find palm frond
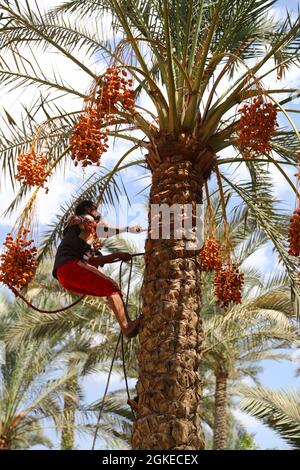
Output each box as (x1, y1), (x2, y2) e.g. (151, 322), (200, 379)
(220, 168), (300, 318)
(0, 0), (96, 78)
(238, 386), (300, 449)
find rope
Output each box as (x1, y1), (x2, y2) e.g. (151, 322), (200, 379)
(91, 331), (122, 451)
(9, 285), (85, 314)
(119, 258), (134, 406)
(8, 251), (144, 449)
(91, 252), (144, 450)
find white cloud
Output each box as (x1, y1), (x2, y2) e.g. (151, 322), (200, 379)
(36, 176), (76, 225)
(34, 0), (63, 10)
(0, 0), (149, 227)
(0, 182), (17, 225)
(269, 164), (296, 197)
(241, 245), (272, 272)
(85, 370), (123, 388)
(233, 409), (260, 431)
(83, 370), (137, 400)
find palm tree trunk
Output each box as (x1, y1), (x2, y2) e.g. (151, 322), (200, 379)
(132, 143), (214, 450)
(61, 359), (78, 450)
(213, 371), (229, 450)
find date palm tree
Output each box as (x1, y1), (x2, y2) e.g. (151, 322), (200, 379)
(1, 0), (300, 449)
(0, 297), (55, 450)
(200, 201), (299, 449)
(204, 295), (298, 450)
(0, 337), (78, 449)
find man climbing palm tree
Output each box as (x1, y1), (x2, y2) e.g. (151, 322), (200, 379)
(52, 199), (143, 337)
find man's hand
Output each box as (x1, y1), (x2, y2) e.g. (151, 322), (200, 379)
(128, 225), (144, 233)
(88, 256), (103, 267)
(93, 238), (102, 251)
(116, 252), (132, 261)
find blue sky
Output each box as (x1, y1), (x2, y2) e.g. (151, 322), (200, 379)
(0, 0), (300, 450)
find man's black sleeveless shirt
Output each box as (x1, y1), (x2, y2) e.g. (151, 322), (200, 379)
(52, 225), (94, 279)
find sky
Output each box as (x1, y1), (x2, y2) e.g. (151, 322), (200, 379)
(0, 0), (300, 450)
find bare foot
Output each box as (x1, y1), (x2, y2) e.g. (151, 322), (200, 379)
(123, 316), (142, 338)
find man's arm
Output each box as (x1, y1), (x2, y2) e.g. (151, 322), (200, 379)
(88, 252), (132, 267)
(96, 220), (144, 238)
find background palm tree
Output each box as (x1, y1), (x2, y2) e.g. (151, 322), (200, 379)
(0, 0), (300, 449)
(0, 337), (77, 450)
(204, 304), (298, 450)
(199, 191), (299, 449)
(0, 295), (53, 449)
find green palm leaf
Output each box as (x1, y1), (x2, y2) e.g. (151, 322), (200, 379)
(238, 386), (300, 449)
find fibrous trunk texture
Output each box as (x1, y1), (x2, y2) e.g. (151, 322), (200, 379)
(61, 360), (78, 450)
(213, 372), (229, 450)
(132, 144), (214, 450)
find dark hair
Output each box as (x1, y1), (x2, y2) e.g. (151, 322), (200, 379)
(75, 200), (96, 216)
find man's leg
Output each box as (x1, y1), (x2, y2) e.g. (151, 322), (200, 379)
(57, 261), (141, 337)
(108, 294), (141, 337)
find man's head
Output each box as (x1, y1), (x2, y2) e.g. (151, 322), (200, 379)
(75, 200), (99, 220)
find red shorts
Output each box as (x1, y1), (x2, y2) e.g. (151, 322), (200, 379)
(56, 259), (122, 298)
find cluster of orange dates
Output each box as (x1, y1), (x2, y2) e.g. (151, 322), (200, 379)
(199, 238), (222, 271)
(96, 67), (135, 114)
(16, 150), (50, 193)
(70, 108), (107, 167)
(288, 150), (300, 259)
(289, 157), (300, 256)
(199, 238), (244, 309)
(237, 96), (278, 159)
(71, 67), (135, 167)
(288, 209), (300, 257)
(214, 261), (244, 309)
(0, 228), (37, 290)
